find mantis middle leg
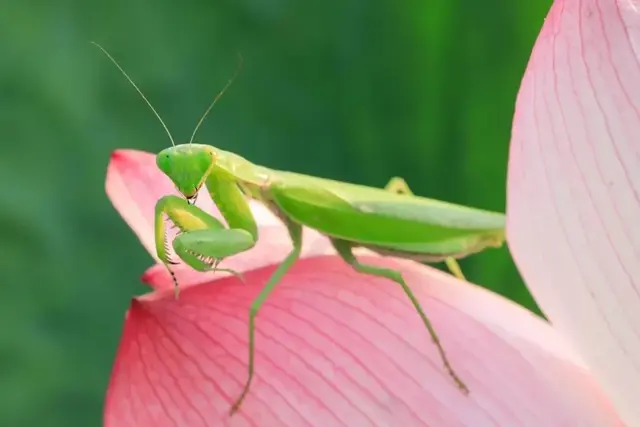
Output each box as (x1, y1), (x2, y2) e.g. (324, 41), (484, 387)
(384, 177), (466, 281)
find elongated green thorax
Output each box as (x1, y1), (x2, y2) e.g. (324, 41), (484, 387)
(156, 144), (215, 199)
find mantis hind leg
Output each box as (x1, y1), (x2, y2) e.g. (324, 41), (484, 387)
(331, 238), (469, 395)
(384, 177), (466, 281)
(384, 176), (413, 195)
(230, 218), (304, 415)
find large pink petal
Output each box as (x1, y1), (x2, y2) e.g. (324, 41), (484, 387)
(106, 149), (333, 290)
(506, 0), (640, 424)
(104, 255), (623, 427)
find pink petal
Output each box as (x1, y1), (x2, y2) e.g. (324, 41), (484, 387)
(104, 255), (623, 427)
(506, 0), (640, 424)
(105, 149), (333, 290)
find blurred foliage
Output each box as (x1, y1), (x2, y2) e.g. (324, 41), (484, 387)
(0, 0), (552, 426)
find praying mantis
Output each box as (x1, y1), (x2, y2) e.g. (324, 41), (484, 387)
(94, 42), (506, 415)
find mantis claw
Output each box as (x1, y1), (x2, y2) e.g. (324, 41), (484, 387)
(223, 268), (246, 283)
(208, 263), (246, 283)
(163, 264), (181, 300)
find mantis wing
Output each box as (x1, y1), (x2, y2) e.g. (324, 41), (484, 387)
(273, 171), (504, 227)
(268, 172), (505, 258)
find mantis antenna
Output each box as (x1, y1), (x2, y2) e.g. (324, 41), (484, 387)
(188, 53), (244, 145)
(90, 41), (176, 147)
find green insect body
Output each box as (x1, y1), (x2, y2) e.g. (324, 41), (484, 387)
(156, 145), (504, 413)
(93, 42), (506, 416)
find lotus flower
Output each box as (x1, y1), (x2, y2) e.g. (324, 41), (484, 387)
(102, 0), (638, 425)
(506, 0), (640, 425)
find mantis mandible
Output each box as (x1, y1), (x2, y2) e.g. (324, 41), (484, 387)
(93, 43), (506, 415)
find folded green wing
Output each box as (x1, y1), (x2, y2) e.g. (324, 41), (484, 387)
(269, 171), (505, 255)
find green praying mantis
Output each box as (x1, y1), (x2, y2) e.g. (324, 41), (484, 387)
(94, 43), (506, 415)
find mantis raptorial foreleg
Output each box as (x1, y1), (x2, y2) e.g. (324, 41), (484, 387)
(154, 195), (254, 295)
(384, 177), (466, 281)
(330, 238), (469, 394)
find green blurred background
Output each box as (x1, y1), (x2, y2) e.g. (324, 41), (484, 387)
(0, 0), (551, 426)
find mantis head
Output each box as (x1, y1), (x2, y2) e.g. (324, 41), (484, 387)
(90, 42), (243, 203)
(156, 144), (214, 201)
